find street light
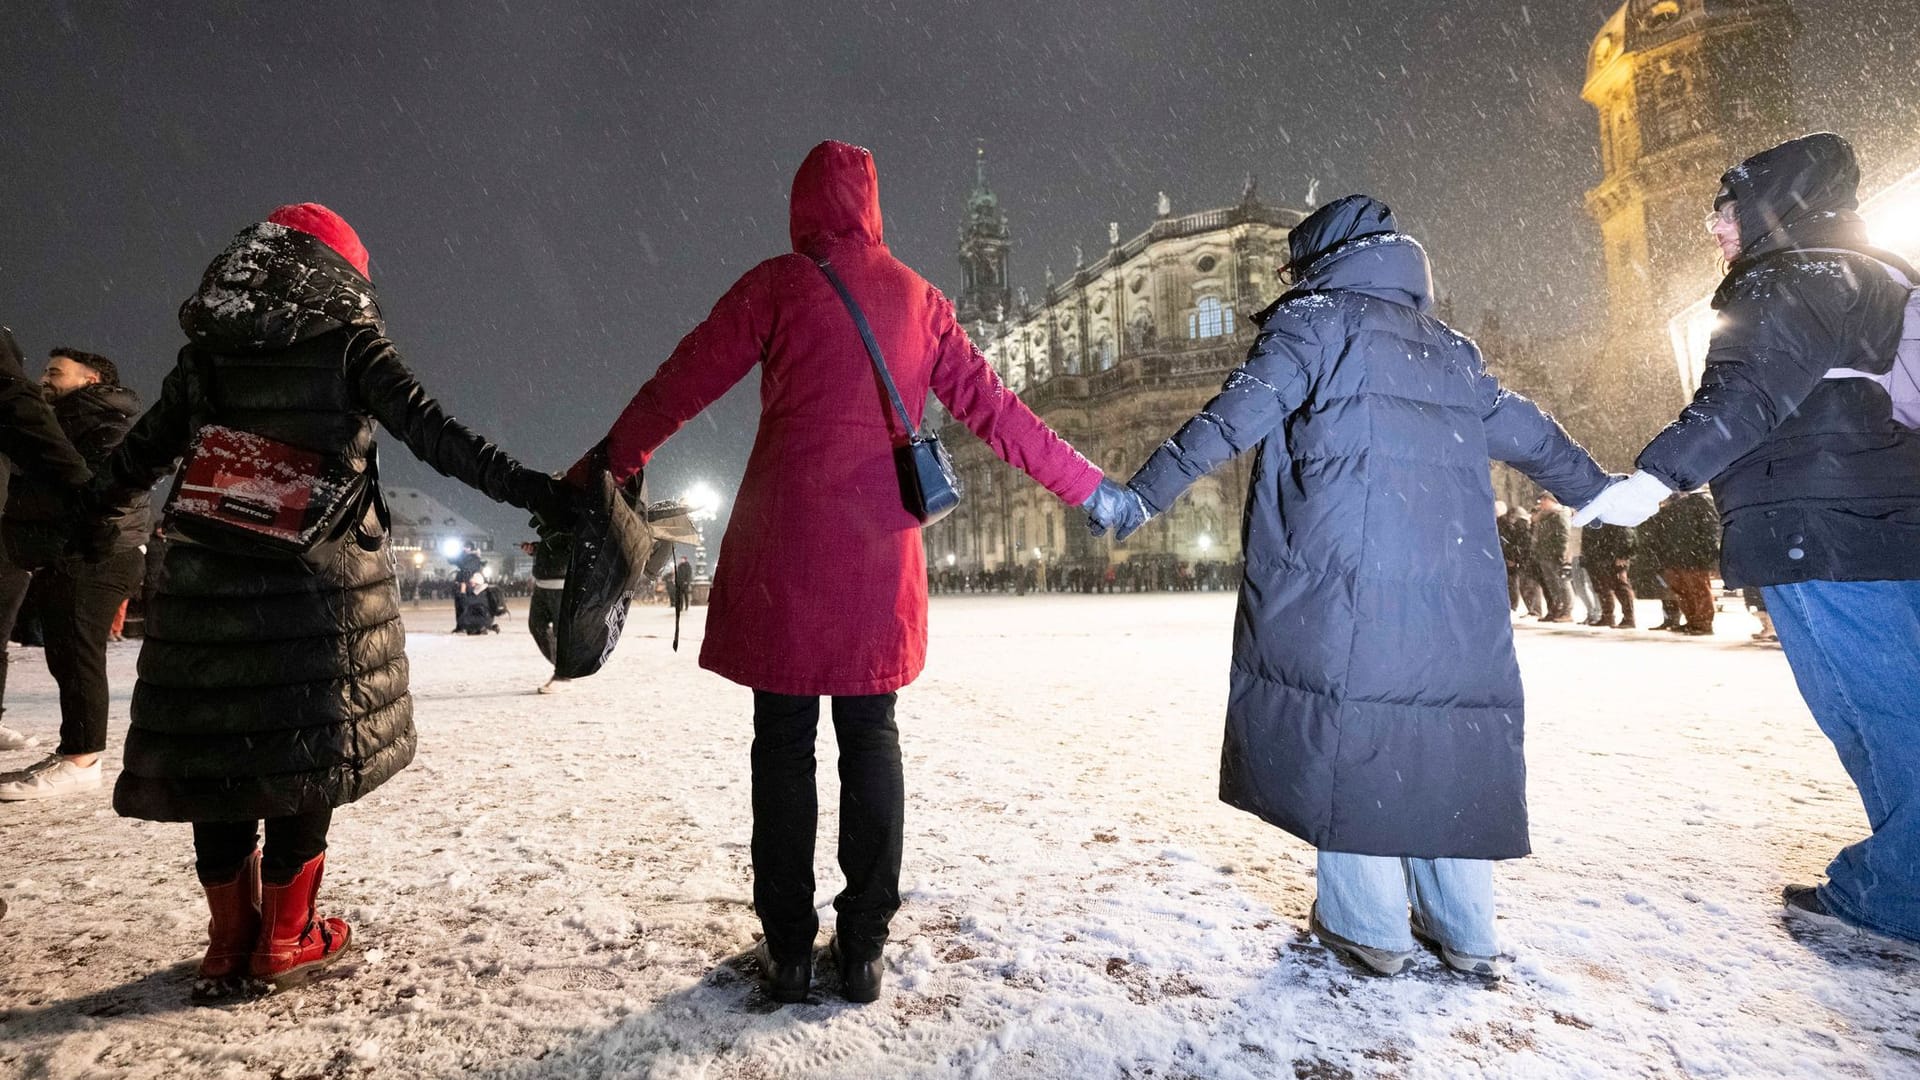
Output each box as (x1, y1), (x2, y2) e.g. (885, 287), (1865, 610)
(1198, 534), (1213, 553)
(438, 537), (463, 559)
(683, 482), (724, 523)
(945, 553), (957, 567)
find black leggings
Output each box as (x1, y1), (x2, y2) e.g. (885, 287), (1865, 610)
(193, 808), (333, 885)
(750, 691), (903, 962)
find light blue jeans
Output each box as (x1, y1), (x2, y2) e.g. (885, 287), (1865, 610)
(1763, 578), (1920, 943)
(1316, 850), (1498, 956)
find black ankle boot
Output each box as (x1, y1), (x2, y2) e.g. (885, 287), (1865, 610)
(830, 937), (884, 1004)
(752, 940), (811, 1004)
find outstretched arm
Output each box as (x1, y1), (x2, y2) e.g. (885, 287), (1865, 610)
(928, 293), (1101, 505)
(1127, 301), (1319, 515)
(593, 264), (774, 484)
(1479, 372), (1609, 508)
(97, 357), (194, 495)
(349, 333), (561, 515)
(1636, 276), (1832, 492)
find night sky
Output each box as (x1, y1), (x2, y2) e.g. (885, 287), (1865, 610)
(4, 1), (1917, 547)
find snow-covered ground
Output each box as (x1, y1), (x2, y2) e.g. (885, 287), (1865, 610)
(2, 593), (1917, 1079)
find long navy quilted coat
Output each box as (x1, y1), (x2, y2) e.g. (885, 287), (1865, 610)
(1130, 196), (1609, 860)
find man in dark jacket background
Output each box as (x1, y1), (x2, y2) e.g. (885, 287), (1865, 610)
(1497, 502), (1544, 617)
(1575, 133), (1920, 944)
(1659, 491), (1721, 636)
(0, 347), (148, 801)
(0, 327), (94, 755)
(1530, 493), (1574, 622)
(1580, 522), (1637, 628)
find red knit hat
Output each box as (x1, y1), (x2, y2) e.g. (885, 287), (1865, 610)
(266, 203), (370, 279)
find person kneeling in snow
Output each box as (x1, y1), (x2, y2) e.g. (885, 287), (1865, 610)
(1085, 195), (1608, 978)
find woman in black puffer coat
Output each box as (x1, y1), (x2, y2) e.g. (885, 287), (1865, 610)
(98, 204), (570, 996)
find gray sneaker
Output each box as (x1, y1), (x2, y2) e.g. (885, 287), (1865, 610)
(1309, 904), (1415, 976)
(0, 724), (39, 752)
(0, 755), (102, 801)
(1780, 883), (1916, 949)
(1411, 915), (1512, 979)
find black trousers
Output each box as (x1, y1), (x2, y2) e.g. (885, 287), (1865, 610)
(26, 550), (144, 756)
(0, 560), (32, 717)
(751, 690), (903, 963)
(192, 808), (333, 885)
(1532, 556), (1572, 619)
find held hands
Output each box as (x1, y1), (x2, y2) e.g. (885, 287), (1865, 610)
(1083, 477), (1152, 542)
(1570, 470), (1672, 528)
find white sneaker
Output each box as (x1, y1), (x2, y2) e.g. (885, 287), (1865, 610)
(537, 678), (572, 695)
(0, 755), (103, 801)
(0, 725), (39, 751)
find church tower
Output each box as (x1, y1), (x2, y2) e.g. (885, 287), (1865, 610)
(1582, 0), (1799, 466)
(956, 146), (1012, 337)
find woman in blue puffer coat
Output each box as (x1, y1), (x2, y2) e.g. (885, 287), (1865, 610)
(1089, 195), (1608, 977)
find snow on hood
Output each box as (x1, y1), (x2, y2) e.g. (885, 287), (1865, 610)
(789, 140), (885, 256)
(1281, 195), (1435, 313)
(179, 221), (384, 351)
(1721, 132), (1862, 257)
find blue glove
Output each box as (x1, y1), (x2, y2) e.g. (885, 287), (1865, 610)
(1083, 478), (1151, 542)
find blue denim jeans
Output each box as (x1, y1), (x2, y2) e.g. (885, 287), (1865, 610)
(1315, 851), (1498, 956)
(1763, 579), (1920, 943)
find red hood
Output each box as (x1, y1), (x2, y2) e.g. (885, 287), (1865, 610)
(789, 140), (884, 255)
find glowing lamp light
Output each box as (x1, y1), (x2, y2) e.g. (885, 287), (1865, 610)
(1865, 182), (1920, 258)
(946, 553), (957, 567)
(439, 538), (464, 559)
(683, 482), (724, 522)
(1198, 534), (1214, 552)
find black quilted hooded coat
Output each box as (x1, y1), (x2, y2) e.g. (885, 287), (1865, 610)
(102, 220), (559, 822)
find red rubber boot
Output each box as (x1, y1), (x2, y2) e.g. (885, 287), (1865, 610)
(198, 849), (261, 980)
(250, 852), (352, 985)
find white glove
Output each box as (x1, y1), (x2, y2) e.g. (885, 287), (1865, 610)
(1570, 470), (1673, 528)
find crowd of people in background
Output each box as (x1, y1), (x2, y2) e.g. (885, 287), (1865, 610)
(1496, 488), (1766, 640)
(927, 558), (1241, 595)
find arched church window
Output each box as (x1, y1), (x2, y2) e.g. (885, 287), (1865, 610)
(1188, 297), (1233, 340)
(1095, 337), (1115, 371)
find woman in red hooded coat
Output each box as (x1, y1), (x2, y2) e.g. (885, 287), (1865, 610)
(584, 141), (1112, 1003)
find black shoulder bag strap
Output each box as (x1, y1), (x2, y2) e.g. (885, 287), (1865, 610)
(814, 257), (918, 439)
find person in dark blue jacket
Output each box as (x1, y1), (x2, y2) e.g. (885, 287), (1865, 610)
(1576, 133), (1920, 945)
(1087, 195), (1607, 978)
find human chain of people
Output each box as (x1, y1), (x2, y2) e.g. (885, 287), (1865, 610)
(0, 129), (1914, 1047)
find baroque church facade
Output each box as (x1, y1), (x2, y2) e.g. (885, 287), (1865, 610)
(923, 0), (1805, 576)
(923, 152), (1303, 577)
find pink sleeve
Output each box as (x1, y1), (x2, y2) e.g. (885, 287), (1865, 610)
(600, 265), (772, 482)
(927, 293), (1103, 505)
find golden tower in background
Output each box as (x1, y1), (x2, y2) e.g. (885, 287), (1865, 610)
(1582, 0), (1800, 468)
